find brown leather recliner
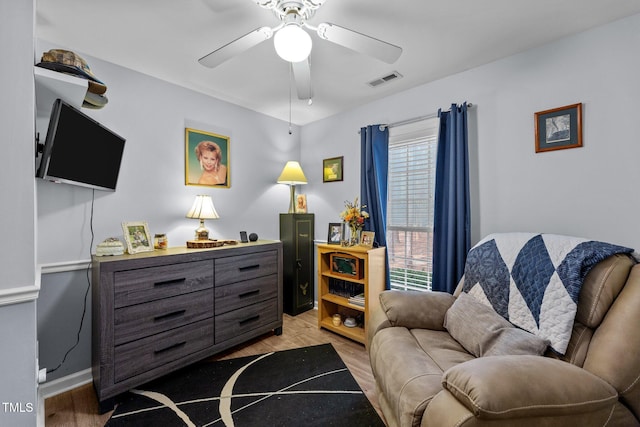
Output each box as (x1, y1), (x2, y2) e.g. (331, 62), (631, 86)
(368, 253), (640, 427)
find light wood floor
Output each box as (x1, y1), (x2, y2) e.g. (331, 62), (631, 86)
(44, 309), (386, 426)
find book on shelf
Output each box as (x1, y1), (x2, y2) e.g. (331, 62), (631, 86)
(348, 293), (365, 306)
(328, 278), (364, 298)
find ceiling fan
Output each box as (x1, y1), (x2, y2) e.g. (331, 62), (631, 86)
(198, 0), (402, 102)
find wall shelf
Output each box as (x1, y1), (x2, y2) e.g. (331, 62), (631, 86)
(34, 66), (87, 119)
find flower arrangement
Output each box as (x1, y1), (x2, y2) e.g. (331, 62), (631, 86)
(340, 197), (369, 240)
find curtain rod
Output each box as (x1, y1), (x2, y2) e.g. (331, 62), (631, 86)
(380, 112), (437, 131)
(381, 102), (473, 131)
(358, 102), (473, 133)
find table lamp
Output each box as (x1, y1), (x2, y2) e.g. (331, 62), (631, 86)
(277, 161), (307, 213)
(186, 195), (219, 240)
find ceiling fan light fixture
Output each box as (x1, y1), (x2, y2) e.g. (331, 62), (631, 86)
(274, 24), (312, 62)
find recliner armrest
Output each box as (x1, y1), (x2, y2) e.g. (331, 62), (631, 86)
(439, 355), (617, 421)
(378, 290), (456, 330)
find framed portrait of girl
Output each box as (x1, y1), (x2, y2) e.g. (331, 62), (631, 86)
(185, 128), (230, 188)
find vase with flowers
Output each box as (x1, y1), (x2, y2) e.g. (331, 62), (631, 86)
(339, 197), (369, 246)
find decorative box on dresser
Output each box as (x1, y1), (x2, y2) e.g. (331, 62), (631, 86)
(280, 213), (315, 315)
(316, 243), (386, 345)
(91, 240), (282, 412)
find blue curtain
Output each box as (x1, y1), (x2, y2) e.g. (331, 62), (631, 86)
(432, 103), (471, 293)
(360, 125), (390, 289)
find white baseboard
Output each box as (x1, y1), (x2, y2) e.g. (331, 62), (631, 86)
(38, 368), (93, 399)
(37, 369), (92, 427)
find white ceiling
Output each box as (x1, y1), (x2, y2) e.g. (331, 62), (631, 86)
(36, 0), (640, 126)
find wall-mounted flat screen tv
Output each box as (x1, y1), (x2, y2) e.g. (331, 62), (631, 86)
(36, 98), (126, 191)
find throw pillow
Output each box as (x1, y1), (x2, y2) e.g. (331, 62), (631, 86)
(444, 293), (549, 357)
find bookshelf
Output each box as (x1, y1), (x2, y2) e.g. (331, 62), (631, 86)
(316, 243), (386, 345)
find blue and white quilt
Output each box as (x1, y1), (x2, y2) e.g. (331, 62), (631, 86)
(462, 233), (633, 354)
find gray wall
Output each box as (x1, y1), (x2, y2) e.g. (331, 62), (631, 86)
(302, 13), (640, 252)
(0, 0), (39, 426)
(37, 269), (92, 382)
(35, 41), (302, 266)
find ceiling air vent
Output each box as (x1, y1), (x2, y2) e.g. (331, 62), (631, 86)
(367, 71), (403, 88)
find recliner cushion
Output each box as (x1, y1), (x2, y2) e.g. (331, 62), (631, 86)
(445, 293), (549, 357)
(369, 326), (474, 427)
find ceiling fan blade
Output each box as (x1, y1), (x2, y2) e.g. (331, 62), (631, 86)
(292, 59), (313, 100)
(315, 23), (402, 64)
(199, 27), (273, 68)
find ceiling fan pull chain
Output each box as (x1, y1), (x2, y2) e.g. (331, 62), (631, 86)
(288, 62), (293, 135)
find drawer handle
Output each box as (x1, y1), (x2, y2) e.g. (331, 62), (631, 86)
(238, 290), (260, 299)
(154, 278), (186, 287)
(154, 309), (186, 322)
(154, 341), (186, 355)
(238, 264), (260, 272)
(239, 315), (260, 326)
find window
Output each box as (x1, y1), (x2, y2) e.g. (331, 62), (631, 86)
(386, 118), (439, 292)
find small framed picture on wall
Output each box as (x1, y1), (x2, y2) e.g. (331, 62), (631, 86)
(534, 103), (582, 153)
(323, 156), (343, 182)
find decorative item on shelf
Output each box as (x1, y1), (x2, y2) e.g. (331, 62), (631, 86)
(339, 197), (369, 246)
(332, 313), (342, 327)
(360, 231), (375, 248)
(121, 221), (154, 254)
(295, 193), (307, 213)
(249, 232), (259, 242)
(277, 161), (307, 213)
(330, 253), (363, 279)
(36, 49), (109, 109)
(154, 233), (168, 250)
(186, 194), (220, 247)
(327, 222), (342, 245)
(95, 237), (125, 256)
(186, 240), (239, 249)
(343, 317), (357, 328)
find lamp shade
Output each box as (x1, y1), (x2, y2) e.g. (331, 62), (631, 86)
(186, 195), (219, 219)
(277, 161), (308, 185)
(274, 25), (312, 63)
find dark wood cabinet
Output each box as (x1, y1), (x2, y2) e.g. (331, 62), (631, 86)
(280, 213), (314, 315)
(91, 241), (282, 411)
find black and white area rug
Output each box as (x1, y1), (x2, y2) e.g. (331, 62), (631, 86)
(106, 343), (385, 427)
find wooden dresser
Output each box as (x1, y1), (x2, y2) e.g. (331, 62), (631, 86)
(91, 240), (282, 411)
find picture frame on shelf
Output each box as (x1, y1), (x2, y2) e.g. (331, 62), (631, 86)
(295, 194), (307, 213)
(323, 156), (343, 182)
(360, 231), (375, 248)
(534, 103), (582, 153)
(121, 221), (153, 254)
(185, 127), (230, 187)
(327, 222), (342, 244)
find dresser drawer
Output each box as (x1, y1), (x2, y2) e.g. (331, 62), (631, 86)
(114, 319), (214, 383)
(215, 298), (278, 343)
(214, 275), (278, 315)
(215, 250), (278, 286)
(114, 260), (213, 308)
(114, 289), (213, 346)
